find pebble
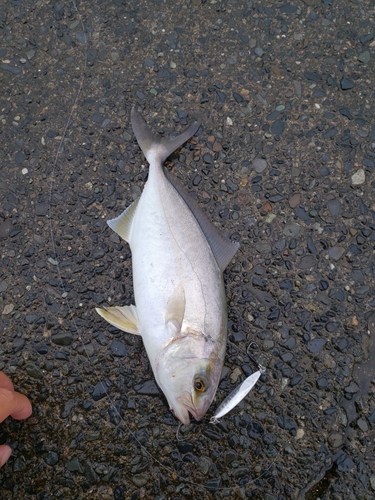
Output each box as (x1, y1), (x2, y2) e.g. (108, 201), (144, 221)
(248, 421), (265, 439)
(24, 363), (44, 379)
(345, 381), (359, 394)
(271, 119), (285, 135)
(110, 339), (127, 357)
(341, 77), (355, 90)
(51, 332), (74, 346)
(293, 80), (302, 98)
(92, 379), (111, 401)
(351, 169), (365, 185)
(134, 380), (160, 395)
(132, 473), (148, 487)
(327, 199), (341, 216)
(357, 418), (369, 432)
(283, 222), (301, 237)
(230, 366), (243, 384)
(82, 460), (99, 484)
(358, 51), (370, 63)
(329, 246), (345, 261)
(307, 338), (326, 353)
(2, 304), (14, 315)
(253, 158), (267, 173)
(65, 457), (84, 473)
(277, 415), (297, 434)
(289, 193), (301, 208)
(336, 453), (354, 473)
(328, 432), (344, 448)
(298, 255), (316, 269)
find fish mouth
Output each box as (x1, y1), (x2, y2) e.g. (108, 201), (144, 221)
(175, 391), (204, 424)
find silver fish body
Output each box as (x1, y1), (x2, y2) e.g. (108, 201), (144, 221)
(96, 109), (239, 424)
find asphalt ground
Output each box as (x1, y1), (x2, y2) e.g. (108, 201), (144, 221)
(1, 1), (375, 499)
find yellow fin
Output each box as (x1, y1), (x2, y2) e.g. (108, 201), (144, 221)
(107, 197), (140, 243)
(96, 305), (140, 335)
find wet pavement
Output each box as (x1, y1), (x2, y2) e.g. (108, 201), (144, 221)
(1, 0), (375, 499)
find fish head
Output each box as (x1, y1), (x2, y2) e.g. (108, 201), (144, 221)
(156, 334), (224, 424)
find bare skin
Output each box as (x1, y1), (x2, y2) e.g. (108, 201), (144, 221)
(0, 372), (32, 468)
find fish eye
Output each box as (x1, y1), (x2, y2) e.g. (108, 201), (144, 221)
(194, 377), (207, 393)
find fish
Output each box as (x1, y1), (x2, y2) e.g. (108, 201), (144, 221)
(96, 108), (239, 425)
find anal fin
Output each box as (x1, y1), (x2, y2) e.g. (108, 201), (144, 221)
(107, 197), (140, 243)
(96, 305), (140, 335)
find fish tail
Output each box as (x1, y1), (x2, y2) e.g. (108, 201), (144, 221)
(131, 108), (200, 165)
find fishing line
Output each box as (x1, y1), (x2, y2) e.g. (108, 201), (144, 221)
(45, 1), (281, 494)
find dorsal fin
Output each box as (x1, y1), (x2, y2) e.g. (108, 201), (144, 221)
(107, 197), (140, 243)
(131, 108), (200, 165)
(164, 169), (240, 271)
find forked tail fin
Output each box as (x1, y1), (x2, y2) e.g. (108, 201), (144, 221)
(131, 108), (200, 165)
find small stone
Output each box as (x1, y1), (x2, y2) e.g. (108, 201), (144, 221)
(134, 380), (160, 395)
(271, 119), (285, 135)
(351, 169), (365, 185)
(261, 201), (272, 213)
(132, 473), (149, 487)
(253, 158), (267, 173)
(341, 77), (354, 90)
(336, 453), (354, 473)
(25, 363), (44, 379)
(60, 399), (75, 418)
(295, 428), (304, 440)
(51, 332), (74, 346)
(283, 222), (301, 237)
(328, 432), (344, 448)
(289, 193), (301, 208)
(293, 80), (302, 98)
(110, 339), (127, 357)
(15, 151), (26, 164)
(358, 51), (370, 63)
(345, 381), (359, 394)
(254, 47), (264, 57)
(248, 420), (264, 439)
(277, 415), (297, 433)
(357, 417), (369, 432)
(307, 338), (326, 353)
(327, 199), (341, 216)
(92, 379), (111, 401)
(2, 304), (14, 315)
(0, 280), (8, 292)
(230, 366), (243, 384)
(82, 460), (99, 484)
(65, 457), (84, 473)
(370, 476), (375, 491)
(44, 451), (59, 466)
(329, 246), (345, 261)
(298, 255), (316, 269)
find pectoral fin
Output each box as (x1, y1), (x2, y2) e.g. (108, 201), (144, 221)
(165, 284), (185, 335)
(96, 305), (140, 335)
(107, 197), (140, 243)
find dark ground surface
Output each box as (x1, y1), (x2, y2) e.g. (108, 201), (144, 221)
(1, 0), (375, 499)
